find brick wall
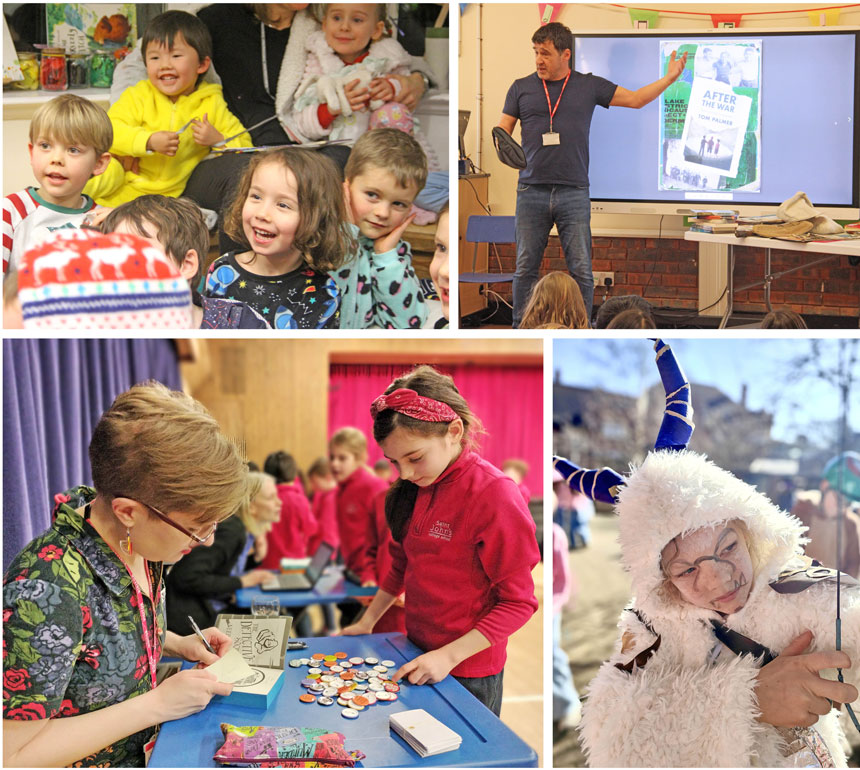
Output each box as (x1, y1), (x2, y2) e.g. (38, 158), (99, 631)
(489, 236), (860, 318)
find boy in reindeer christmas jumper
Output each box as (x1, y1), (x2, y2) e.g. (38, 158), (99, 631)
(556, 339), (860, 767)
(283, 3), (412, 147)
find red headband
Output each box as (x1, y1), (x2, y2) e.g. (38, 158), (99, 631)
(370, 388), (459, 423)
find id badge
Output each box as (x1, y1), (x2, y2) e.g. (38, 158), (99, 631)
(542, 131), (560, 146)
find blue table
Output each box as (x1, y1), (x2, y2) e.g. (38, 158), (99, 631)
(149, 633), (538, 767)
(235, 567), (350, 609)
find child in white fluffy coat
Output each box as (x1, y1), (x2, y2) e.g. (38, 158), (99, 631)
(556, 340), (858, 767)
(282, 4), (412, 146)
(579, 450), (859, 767)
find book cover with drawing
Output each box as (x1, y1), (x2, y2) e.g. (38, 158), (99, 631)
(659, 39), (761, 194)
(212, 614), (292, 709)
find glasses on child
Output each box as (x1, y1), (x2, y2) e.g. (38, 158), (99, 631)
(118, 495), (218, 544)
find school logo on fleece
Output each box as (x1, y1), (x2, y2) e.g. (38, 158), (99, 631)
(428, 520), (452, 541)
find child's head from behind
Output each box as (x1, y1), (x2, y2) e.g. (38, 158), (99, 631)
(102, 195), (208, 286)
(372, 365), (483, 488)
(264, 450), (299, 484)
(329, 427), (368, 483)
(760, 308), (807, 329)
(520, 271), (589, 329)
(28, 94), (113, 206)
(659, 520), (753, 614)
(345, 129), (427, 240)
(89, 381), (250, 560)
(225, 148), (348, 272)
(308, 457), (336, 492)
(430, 206), (450, 319)
(321, 4), (387, 63)
(502, 458), (529, 485)
(143, 11), (212, 101)
(606, 307), (655, 330)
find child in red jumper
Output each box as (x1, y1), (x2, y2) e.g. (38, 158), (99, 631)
(306, 457), (339, 556)
(342, 366), (540, 715)
(329, 427), (388, 625)
(260, 451), (317, 569)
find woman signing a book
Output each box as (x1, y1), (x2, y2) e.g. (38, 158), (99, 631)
(3, 383), (250, 767)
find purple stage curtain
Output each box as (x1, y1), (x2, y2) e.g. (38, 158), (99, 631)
(328, 363), (543, 492)
(3, 339), (181, 570)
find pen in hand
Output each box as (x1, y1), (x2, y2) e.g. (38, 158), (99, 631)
(188, 615), (216, 655)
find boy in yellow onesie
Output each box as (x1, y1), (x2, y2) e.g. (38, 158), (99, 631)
(85, 10), (247, 207)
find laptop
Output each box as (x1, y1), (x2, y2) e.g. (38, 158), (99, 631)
(261, 542), (335, 591)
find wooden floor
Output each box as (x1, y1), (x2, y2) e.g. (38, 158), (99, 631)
(500, 562), (544, 767)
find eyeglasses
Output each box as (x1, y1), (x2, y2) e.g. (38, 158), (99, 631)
(117, 495), (218, 544)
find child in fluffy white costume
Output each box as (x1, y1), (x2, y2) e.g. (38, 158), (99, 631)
(556, 341), (858, 768)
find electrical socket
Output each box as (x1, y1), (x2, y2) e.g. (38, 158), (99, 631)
(593, 271), (615, 287)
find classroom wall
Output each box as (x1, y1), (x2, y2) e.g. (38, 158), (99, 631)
(459, 3), (860, 233)
(180, 339), (543, 476)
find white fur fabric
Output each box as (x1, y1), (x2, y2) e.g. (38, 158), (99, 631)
(579, 449), (858, 767)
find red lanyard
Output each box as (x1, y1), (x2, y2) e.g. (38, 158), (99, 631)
(125, 564), (160, 689)
(542, 70), (571, 133)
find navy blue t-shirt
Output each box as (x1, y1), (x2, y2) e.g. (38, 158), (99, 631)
(503, 70), (617, 186)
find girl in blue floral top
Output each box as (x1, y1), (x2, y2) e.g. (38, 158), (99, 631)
(3, 382), (253, 767)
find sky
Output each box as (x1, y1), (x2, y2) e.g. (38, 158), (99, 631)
(554, 338), (860, 445)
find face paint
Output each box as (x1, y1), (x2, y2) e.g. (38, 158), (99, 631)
(661, 523), (753, 614)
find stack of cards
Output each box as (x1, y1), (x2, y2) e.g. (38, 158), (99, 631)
(389, 709), (462, 758)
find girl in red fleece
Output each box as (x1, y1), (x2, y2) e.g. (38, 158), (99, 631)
(259, 450), (317, 569)
(306, 457), (340, 556)
(329, 427), (388, 625)
(342, 366), (540, 715)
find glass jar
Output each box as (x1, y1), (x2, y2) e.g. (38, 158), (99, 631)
(90, 49), (115, 88)
(12, 51), (39, 90)
(67, 52), (90, 89)
(40, 48), (67, 91)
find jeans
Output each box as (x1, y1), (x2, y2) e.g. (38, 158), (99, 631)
(453, 670), (504, 716)
(513, 183), (594, 327)
(552, 613), (581, 721)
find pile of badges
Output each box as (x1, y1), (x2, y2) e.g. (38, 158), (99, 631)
(289, 652), (404, 720)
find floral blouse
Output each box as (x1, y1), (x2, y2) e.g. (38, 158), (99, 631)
(3, 486), (166, 767)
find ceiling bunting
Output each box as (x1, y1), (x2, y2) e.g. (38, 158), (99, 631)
(808, 7), (841, 24)
(539, 4), (565, 25)
(710, 13), (744, 27)
(628, 7), (659, 28)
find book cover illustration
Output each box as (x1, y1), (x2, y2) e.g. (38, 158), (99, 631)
(659, 40), (761, 194)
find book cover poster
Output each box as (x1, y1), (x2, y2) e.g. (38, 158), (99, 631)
(659, 40), (761, 194)
(215, 614), (291, 670)
(46, 4), (137, 54)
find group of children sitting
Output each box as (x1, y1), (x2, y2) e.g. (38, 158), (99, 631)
(2, 7), (449, 329)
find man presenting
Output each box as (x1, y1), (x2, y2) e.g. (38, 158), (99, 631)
(498, 22), (687, 327)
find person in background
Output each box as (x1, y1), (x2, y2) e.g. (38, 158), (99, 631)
(165, 472), (278, 632)
(760, 308), (807, 329)
(792, 451), (860, 578)
(606, 307), (656, 329)
(594, 294), (655, 329)
(502, 458), (532, 506)
(519, 271), (589, 329)
(330, 426), (388, 625)
(429, 203), (450, 327)
(260, 451), (316, 570)
(552, 519), (581, 732)
(373, 458), (395, 485)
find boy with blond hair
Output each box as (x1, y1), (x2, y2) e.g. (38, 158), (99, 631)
(3, 94), (112, 275)
(101, 194), (268, 329)
(334, 128), (428, 329)
(84, 10), (247, 207)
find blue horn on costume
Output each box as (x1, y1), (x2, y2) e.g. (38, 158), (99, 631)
(552, 456), (625, 505)
(652, 338), (694, 452)
(553, 339), (694, 504)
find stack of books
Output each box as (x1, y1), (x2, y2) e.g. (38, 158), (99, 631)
(687, 211), (739, 233)
(389, 709), (462, 758)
